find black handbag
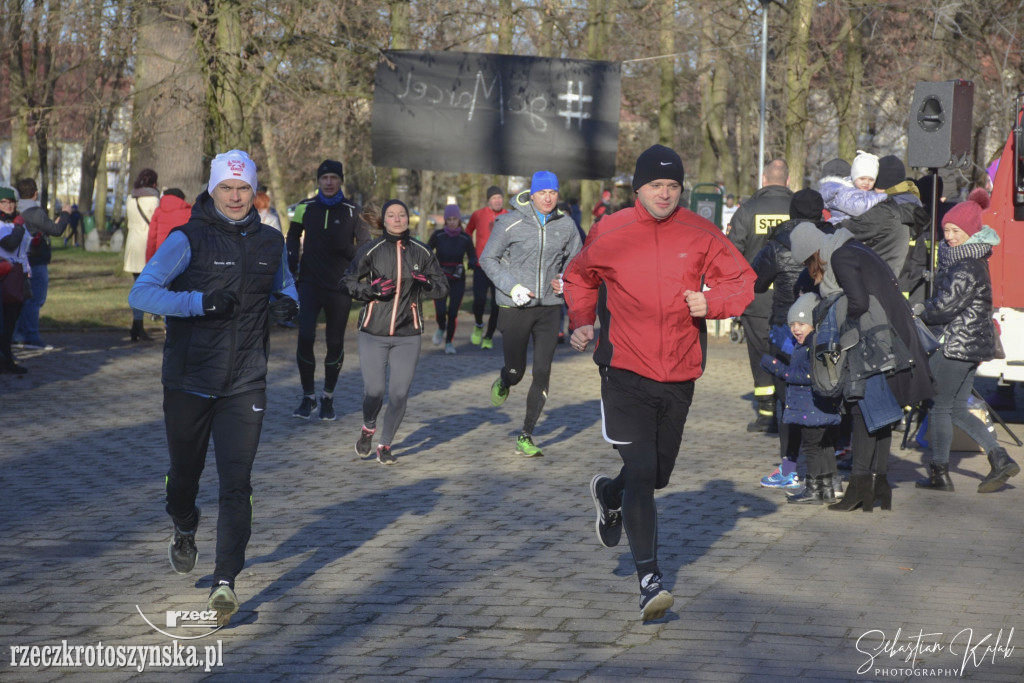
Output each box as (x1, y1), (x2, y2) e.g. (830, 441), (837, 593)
(914, 316), (941, 355)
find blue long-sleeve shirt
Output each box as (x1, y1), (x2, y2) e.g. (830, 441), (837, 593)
(128, 230), (296, 315)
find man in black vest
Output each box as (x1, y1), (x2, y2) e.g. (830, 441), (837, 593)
(129, 150), (298, 626)
(728, 159), (792, 433)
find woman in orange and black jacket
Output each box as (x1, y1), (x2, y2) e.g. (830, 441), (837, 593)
(342, 199), (448, 465)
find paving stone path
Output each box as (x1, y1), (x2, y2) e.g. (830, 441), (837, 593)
(3, 320), (1023, 682)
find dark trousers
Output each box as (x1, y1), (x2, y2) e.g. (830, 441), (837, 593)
(741, 314), (773, 411)
(848, 403), (891, 476)
(801, 425), (837, 478)
(472, 269), (499, 339)
(928, 353), (999, 465)
(296, 281), (352, 395)
(600, 366), (694, 580)
(1, 301), (24, 367)
(434, 277), (466, 343)
(163, 388), (265, 585)
(497, 305), (561, 434)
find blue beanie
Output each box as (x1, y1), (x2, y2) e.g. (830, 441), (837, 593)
(530, 171), (559, 194)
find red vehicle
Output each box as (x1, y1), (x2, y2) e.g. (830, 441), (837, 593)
(978, 93), (1024, 383)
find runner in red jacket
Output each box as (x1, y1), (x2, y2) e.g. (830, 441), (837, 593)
(563, 144), (754, 622)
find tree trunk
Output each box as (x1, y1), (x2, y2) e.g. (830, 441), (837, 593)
(209, 0), (249, 150)
(93, 143), (108, 235)
(837, 12), (862, 163)
(783, 0), (815, 190)
(259, 106), (290, 229)
(387, 0), (412, 201)
(579, 0), (611, 231)
(130, 0), (205, 196)
(657, 0), (675, 147)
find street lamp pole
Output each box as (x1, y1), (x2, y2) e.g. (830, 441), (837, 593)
(758, 0), (770, 189)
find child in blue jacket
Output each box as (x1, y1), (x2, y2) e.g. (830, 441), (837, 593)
(762, 293), (842, 504)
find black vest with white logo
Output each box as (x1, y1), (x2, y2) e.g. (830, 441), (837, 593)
(163, 204), (283, 396)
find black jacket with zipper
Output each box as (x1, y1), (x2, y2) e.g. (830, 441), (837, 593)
(343, 230), (448, 337)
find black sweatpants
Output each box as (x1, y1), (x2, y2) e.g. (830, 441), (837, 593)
(497, 305), (561, 435)
(472, 269), (499, 339)
(296, 281), (352, 395)
(163, 388), (265, 585)
(598, 366), (694, 581)
(434, 277), (466, 344)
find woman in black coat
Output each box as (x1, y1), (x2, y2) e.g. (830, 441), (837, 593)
(914, 189), (1019, 493)
(789, 222), (935, 511)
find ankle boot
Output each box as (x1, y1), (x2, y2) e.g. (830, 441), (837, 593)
(786, 475), (823, 504)
(977, 448), (1021, 493)
(819, 474), (837, 504)
(828, 473), (874, 512)
(130, 319), (153, 342)
(873, 473), (892, 510)
(916, 463), (954, 492)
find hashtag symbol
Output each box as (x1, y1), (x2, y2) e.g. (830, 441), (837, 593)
(557, 80), (593, 130)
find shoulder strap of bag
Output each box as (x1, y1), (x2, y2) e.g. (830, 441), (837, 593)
(135, 197), (153, 226)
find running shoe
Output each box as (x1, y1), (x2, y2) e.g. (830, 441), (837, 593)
(470, 325), (484, 345)
(20, 342), (54, 351)
(590, 474), (622, 548)
(445, 343), (456, 355)
(318, 396), (336, 421)
(490, 377), (509, 406)
(515, 433), (543, 457)
(293, 396), (317, 419)
(759, 466), (784, 487)
(432, 329), (444, 346)
(639, 573), (674, 621)
(376, 444), (397, 465)
(761, 470), (802, 490)
(169, 507), (201, 575)
(480, 338), (493, 350)
(355, 426), (375, 457)
(208, 581), (239, 627)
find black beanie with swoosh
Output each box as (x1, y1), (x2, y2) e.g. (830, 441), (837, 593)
(632, 144), (684, 192)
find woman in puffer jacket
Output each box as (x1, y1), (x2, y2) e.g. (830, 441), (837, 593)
(914, 188), (1020, 493)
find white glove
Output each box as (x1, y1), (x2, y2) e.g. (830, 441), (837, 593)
(510, 284), (533, 306)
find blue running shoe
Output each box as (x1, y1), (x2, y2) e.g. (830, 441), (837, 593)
(759, 466), (785, 487)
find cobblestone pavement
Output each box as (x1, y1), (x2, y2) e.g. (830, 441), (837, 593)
(2, 318), (1023, 682)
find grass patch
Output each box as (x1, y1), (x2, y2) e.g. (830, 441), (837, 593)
(38, 244), (486, 330)
(41, 246), (135, 330)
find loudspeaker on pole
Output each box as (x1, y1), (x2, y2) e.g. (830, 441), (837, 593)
(907, 80), (974, 169)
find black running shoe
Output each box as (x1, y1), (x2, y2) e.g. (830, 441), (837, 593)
(376, 445), (396, 465)
(208, 580), (239, 627)
(639, 573), (674, 621)
(169, 507), (201, 574)
(319, 396), (336, 421)
(355, 426), (375, 457)
(590, 474), (622, 548)
(293, 396), (316, 419)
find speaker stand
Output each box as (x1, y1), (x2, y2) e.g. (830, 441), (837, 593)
(973, 388), (1023, 446)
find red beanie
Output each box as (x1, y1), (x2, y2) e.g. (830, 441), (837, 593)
(942, 188), (990, 236)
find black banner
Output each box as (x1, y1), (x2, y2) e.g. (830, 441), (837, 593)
(372, 51), (621, 180)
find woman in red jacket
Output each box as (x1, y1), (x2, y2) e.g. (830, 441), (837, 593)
(146, 188), (192, 262)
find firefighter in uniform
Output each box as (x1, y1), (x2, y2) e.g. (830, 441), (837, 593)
(727, 159), (792, 433)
